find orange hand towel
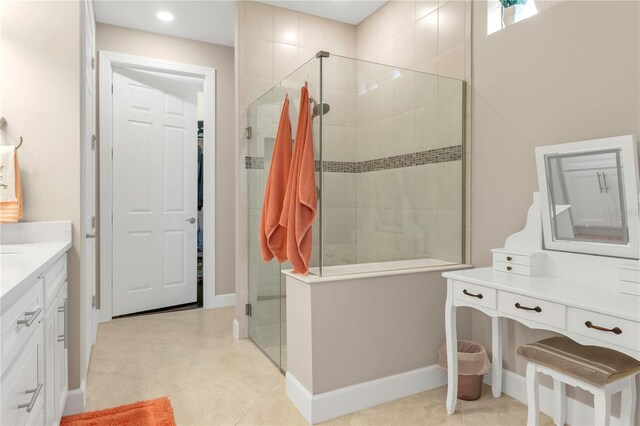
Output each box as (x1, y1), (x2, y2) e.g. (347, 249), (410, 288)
(260, 95), (292, 262)
(0, 149), (23, 223)
(280, 84), (317, 275)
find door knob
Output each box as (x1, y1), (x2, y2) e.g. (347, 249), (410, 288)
(186, 217), (196, 224)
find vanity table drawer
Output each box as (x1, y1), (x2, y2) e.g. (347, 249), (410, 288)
(568, 308), (640, 352)
(1, 281), (44, 370)
(492, 252), (532, 266)
(453, 281), (497, 310)
(499, 291), (566, 329)
(493, 261), (532, 276)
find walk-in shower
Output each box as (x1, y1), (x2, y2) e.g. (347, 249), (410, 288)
(245, 52), (465, 370)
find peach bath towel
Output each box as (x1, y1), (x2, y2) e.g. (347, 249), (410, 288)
(0, 148), (23, 223)
(280, 84), (317, 274)
(260, 94), (292, 262)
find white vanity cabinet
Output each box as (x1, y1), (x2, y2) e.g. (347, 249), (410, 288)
(1, 253), (69, 426)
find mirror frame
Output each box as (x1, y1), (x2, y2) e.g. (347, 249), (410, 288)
(535, 135), (640, 259)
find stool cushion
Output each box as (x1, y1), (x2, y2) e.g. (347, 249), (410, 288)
(517, 337), (640, 388)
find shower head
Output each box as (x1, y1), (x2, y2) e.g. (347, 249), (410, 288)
(310, 97), (330, 119)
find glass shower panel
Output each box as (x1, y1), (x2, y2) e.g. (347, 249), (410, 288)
(247, 57), (321, 371)
(320, 55), (465, 273)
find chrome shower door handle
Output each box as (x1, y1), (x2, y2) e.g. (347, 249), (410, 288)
(186, 217), (196, 224)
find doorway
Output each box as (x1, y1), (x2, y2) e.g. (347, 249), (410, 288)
(99, 52), (216, 321)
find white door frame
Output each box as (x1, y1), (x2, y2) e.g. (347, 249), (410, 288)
(99, 51), (216, 322)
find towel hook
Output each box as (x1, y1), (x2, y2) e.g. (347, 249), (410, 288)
(15, 137), (23, 150)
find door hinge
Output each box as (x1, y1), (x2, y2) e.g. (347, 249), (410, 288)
(91, 135), (97, 150)
(91, 216), (96, 230)
(245, 126), (252, 140)
(91, 57), (95, 70)
(245, 303), (252, 317)
(111, 84), (113, 93)
(91, 295), (96, 309)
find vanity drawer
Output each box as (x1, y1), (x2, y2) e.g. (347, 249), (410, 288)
(1, 281), (44, 371)
(44, 254), (67, 305)
(492, 252), (532, 266)
(453, 281), (497, 310)
(567, 308), (640, 353)
(1, 323), (44, 426)
(499, 291), (566, 329)
(493, 261), (532, 276)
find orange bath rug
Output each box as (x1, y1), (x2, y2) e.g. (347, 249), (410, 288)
(60, 397), (175, 426)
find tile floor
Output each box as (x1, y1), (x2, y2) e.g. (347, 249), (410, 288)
(86, 307), (553, 425)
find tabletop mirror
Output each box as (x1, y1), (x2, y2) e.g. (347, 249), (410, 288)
(536, 135), (640, 259)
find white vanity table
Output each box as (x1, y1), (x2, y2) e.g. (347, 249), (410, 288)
(443, 136), (640, 418)
(1, 222), (72, 426)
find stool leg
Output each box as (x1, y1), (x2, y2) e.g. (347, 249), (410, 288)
(593, 392), (611, 426)
(619, 377), (636, 426)
(526, 363), (539, 426)
(553, 379), (566, 426)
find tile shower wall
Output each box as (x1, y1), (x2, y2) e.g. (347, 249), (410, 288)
(235, 0), (357, 339)
(352, 0), (471, 264)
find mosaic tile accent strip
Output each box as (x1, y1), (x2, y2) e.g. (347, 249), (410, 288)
(357, 145), (462, 173)
(245, 156), (264, 170)
(244, 145), (462, 173)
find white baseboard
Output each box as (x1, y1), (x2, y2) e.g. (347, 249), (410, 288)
(63, 379), (86, 416)
(232, 318), (240, 340)
(286, 365), (447, 424)
(485, 369), (621, 425)
(207, 293), (236, 309)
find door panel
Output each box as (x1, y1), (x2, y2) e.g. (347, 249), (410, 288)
(112, 69), (198, 316)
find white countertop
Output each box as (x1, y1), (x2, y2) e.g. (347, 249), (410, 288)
(0, 241), (71, 301)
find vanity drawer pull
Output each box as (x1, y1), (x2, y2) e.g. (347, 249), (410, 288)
(515, 302), (541, 313)
(16, 307), (42, 327)
(463, 289), (483, 299)
(585, 321), (622, 335)
(506, 266), (512, 271)
(506, 256), (512, 261)
(18, 383), (43, 413)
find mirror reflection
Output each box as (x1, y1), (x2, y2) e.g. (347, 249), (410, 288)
(545, 149), (628, 245)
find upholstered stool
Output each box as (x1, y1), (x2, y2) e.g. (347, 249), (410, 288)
(518, 337), (640, 426)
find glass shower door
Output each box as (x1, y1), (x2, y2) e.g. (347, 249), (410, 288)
(247, 89), (284, 369)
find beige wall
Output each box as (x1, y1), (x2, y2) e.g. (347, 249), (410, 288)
(95, 24), (236, 296)
(1, 1), (83, 388)
(287, 271), (472, 394)
(471, 0), (640, 418)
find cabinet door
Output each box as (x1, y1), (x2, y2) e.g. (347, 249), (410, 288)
(44, 309), (56, 426)
(54, 286), (68, 422)
(563, 169), (611, 227)
(0, 323), (44, 426)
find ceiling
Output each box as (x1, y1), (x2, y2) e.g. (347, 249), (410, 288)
(94, 1), (386, 47)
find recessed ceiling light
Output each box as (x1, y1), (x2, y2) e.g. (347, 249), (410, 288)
(156, 11), (174, 22)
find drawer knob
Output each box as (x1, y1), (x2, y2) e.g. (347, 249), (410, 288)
(506, 256), (512, 261)
(463, 289), (483, 299)
(506, 266), (513, 271)
(585, 321), (622, 335)
(515, 302), (541, 313)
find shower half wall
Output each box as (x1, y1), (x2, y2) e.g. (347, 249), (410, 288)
(245, 52), (465, 371)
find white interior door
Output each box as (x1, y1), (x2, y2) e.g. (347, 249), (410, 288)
(112, 68), (199, 317)
(82, 0), (97, 376)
